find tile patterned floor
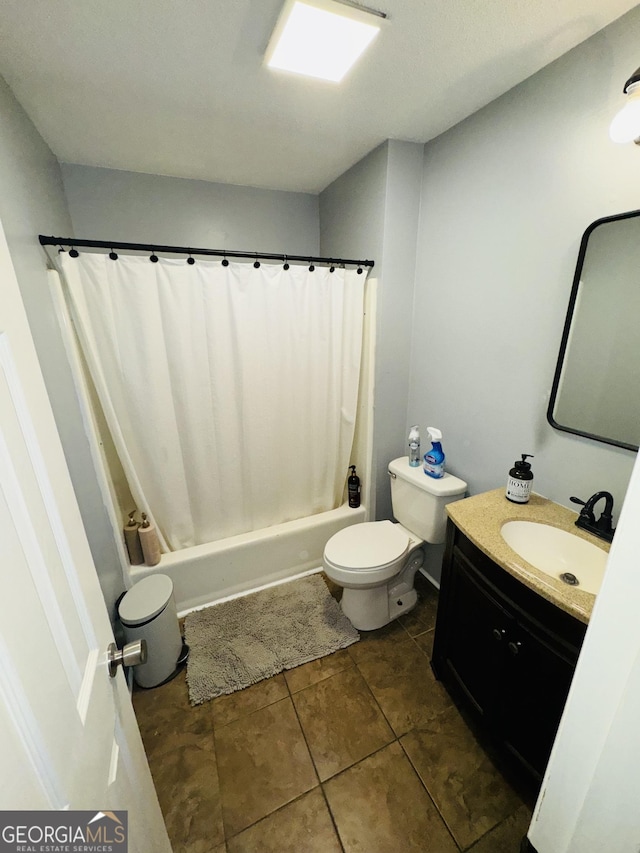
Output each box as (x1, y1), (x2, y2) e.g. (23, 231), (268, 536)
(132, 574), (534, 852)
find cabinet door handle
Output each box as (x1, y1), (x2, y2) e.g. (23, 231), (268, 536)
(492, 628), (506, 641)
(508, 640), (522, 656)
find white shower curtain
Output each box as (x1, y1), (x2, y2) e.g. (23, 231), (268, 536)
(60, 252), (366, 551)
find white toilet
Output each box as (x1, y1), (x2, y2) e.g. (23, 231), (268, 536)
(323, 456), (467, 630)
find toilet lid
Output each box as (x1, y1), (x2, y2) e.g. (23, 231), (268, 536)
(324, 521), (409, 570)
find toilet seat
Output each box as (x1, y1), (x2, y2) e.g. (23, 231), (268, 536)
(323, 520), (410, 585)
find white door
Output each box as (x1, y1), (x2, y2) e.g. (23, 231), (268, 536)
(0, 220), (171, 853)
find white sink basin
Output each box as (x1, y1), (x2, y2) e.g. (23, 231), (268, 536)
(500, 521), (607, 595)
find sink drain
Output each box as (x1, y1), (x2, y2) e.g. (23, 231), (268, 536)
(560, 572), (579, 586)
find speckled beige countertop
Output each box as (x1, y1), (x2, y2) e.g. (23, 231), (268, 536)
(446, 488), (611, 624)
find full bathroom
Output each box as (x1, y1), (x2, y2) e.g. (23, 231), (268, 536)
(1, 1), (640, 852)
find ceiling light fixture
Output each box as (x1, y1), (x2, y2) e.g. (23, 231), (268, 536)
(265, 0), (385, 83)
(610, 66), (640, 144)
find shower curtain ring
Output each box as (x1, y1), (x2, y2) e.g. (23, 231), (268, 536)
(69, 246), (79, 258)
(57, 244), (66, 254)
(187, 251), (195, 265)
(283, 255), (290, 271)
(150, 249), (159, 263)
(308, 260), (315, 272)
(109, 247), (118, 260)
(253, 253), (261, 269)
(329, 260), (335, 273)
(222, 252), (229, 267)
(357, 264), (363, 274)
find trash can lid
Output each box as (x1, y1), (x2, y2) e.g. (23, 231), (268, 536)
(119, 574), (174, 626)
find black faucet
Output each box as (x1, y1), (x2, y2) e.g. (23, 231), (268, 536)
(569, 491), (615, 543)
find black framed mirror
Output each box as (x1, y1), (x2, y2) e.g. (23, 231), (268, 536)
(547, 210), (640, 452)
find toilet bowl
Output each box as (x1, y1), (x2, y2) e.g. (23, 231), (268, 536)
(324, 520), (425, 629)
(323, 457), (467, 630)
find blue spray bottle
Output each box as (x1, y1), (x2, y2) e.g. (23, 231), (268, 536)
(423, 427), (445, 479)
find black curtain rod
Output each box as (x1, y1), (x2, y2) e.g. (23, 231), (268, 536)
(39, 236), (375, 270)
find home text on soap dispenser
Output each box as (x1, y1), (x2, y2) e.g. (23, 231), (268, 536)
(506, 454), (534, 504)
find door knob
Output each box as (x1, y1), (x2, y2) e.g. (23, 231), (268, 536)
(107, 639), (147, 677)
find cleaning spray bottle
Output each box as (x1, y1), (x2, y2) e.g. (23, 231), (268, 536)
(408, 425), (421, 467)
(423, 428), (445, 479)
(348, 465), (361, 508)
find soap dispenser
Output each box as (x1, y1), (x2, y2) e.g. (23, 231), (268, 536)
(506, 454), (534, 504)
(348, 465), (361, 508)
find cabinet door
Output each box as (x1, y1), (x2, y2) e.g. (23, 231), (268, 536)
(439, 552), (514, 721)
(500, 619), (578, 781)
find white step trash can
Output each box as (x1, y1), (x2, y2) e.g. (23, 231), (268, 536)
(119, 574), (184, 688)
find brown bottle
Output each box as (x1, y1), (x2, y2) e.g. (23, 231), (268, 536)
(139, 512), (161, 566)
(123, 511), (144, 565)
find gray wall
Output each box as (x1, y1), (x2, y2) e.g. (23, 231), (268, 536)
(61, 164), (320, 254)
(0, 75), (126, 617)
(408, 6), (640, 560)
(319, 144), (387, 516)
(320, 140), (423, 522)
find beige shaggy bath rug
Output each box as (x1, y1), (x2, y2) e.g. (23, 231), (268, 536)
(184, 573), (359, 705)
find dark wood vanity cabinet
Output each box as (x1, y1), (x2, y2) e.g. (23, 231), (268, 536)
(432, 520), (587, 784)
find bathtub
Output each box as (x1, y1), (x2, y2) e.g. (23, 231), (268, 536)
(126, 502), (367, 614)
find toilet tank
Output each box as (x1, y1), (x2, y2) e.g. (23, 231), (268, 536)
(388, 456), (467, 544)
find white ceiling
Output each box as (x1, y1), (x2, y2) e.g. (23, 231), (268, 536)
(0, 0), (637, 194)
